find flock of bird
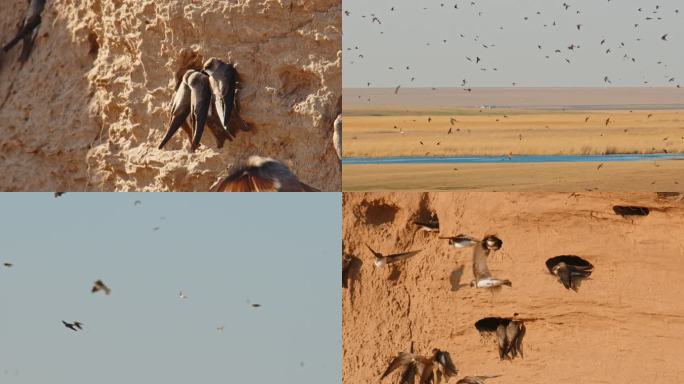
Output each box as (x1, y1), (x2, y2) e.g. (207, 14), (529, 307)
(0, 197), (263, 337)
(2, 0), (341, 192)
(343, 210), (605, 384)
(345, 2), (683, 90)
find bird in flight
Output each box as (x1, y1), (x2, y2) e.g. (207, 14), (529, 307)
(381, 348), (458, 384)
(62, 321), (83, 332)
(91, 280), (111, 295)
(471, 236), (510, 289)
(366, 244), (422, 268)
(179, 291), (188, 300)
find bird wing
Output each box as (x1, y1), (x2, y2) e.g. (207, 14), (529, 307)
(381, 352), (414, 379)
(472, 245), (491, 280)
(365, 244), (382, 258)
(496, 324), (508, 359)
(434, 351), (458, 378)
(158, 82), (191, 149)
(385, 250), (421, 264)
(190, 75), (212, 150)
(400, 363), (417, 384)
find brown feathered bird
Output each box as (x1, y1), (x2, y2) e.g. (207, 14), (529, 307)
(92, 280), (111, 295)
(381, 349), (458, 384)
(210, 156), (319, 192)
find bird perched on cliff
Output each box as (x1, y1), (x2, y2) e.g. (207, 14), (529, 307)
(62, 321), (83, 332)
(546, 255), (593, 291)
(381, 349), (458, 384)
(496, 320), (526, 359)
(209, 156), (319, 192)
(2, 0), (46, 63)
(366, 244), (422, 268)
(333, 114), (342, 161)
(440, 234), (479, 248)
(203, 58), (250, 135)
(91, 279), (111, 295)
(413, 215), (439, 232)
(471, 236), (510, 289)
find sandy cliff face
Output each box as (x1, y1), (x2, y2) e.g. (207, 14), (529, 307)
(343, 192), (684, 383)
(0, 0), (340, 191)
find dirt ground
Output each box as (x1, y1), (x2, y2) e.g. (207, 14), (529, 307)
(342, 160), (684, 191)
(342, 192), (684, 384)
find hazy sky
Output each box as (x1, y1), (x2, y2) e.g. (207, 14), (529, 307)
(0, 193), (340, 384)
(343, 0), (684, 87)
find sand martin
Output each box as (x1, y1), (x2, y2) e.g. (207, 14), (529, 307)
(91, 280), (111, 295)
(546, 256), (593, 291)
(440, 234), (479, 248)
(471, 241), (510, 289)
(381, 349), (458, 384)
(413, 216), (439, 232)
(365, 244), (422, 267)
(2, 0), (46, 63)
(62, 321), (83, 332)
(209, 156), (319, 192)
(333, 114), (342, 161)
(203, 58), (238, 136)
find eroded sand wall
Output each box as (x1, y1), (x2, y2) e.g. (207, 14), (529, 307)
(0, 0), (340, 191)
(343, 192), (684, 383)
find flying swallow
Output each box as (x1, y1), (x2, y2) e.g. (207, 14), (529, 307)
(91, 280), (111, 295)
(440, 234), (479, 248)
(54, 192), (65, 197)
(209, 156), (319, 192)
(333, 114), (342, 161)
(179, 291), (188, 299)
(2, 0), (46, 63)
(203, 58), (238, 136)
(471, 240), (510, 289)
(3, 262), (12, 267)
(365, 244), (421, 267)
(62, 321), (83, 331)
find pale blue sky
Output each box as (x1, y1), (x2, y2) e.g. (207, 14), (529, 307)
(344, 0), (684, 87)
(0, 193), (340, 384)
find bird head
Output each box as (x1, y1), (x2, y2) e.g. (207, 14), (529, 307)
(202, 57), (221, 76)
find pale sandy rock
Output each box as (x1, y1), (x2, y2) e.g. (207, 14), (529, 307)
(0, 0), (340, 191)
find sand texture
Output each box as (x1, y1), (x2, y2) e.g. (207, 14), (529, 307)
(343, 192), (684, 383)
(343, 161), (684, 191)
(0, 0), (340, 191)
(344, 110), (684, 158)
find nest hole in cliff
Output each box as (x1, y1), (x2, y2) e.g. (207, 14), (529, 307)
(173, 50), (205, 90)
(358, 200), (399, 226)
(613, 205), (649, 217)
(87, 31), (100, 58)
(545, 255), (593, 274)
(411, 193), (438, 232)
(277, 65), (321, 107)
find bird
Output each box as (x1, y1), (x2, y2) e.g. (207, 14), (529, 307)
(471, 237), (510, 289)
(365, 244), (421, 268)
(333, 114), (342, 161)
(2, 0), (46, 63)
(381, 349), (458, 384)
(413, 216), (439, 232)
(597, 163), (603, 170)
(158, 69), (195, 150)
(3, 262), (12, 268)
(216, 325), (224, 332)
(661, 33), (668, 41)
(440, 234), (479, 248)
(202, 58), (240, 136)
(496, 320), (526, 359)
(251, 303), (261, 308)
(550, 261), (593, 291)
(91, 280), (111, 295)
(209, 156), (319, 192)
(179, 291), (188, 299)
(54, 192), (65, 198)
(62, 321), (83, 332)
(134, 200), (142, 206)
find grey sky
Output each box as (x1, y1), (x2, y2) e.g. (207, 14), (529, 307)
(343, 0), (684, 88)
(0, 193), (340, 384)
